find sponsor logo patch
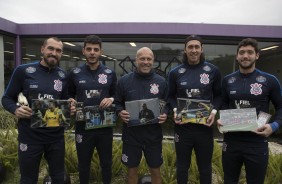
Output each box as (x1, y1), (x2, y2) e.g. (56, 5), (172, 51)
(256, 76), (266, 83)
(203, 65), (211, 72)
(104, 69), (112, 73)
(73, 68), (81, 74)
(58, 71), (65, 78)
(178, 68), (186, 73)
(228, 77), (236, 84)
(26, 67), (36, 73)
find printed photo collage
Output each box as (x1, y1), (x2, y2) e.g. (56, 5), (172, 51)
(219, 108), (272, 132)
(125, 98), (166, 127)
(176, 98), (212, 124)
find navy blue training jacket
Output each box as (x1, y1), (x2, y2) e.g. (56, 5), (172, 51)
(167, 61), (222, 110)
(221, 69), (282, 143)
(167, 61), (222, 133)
(115, 70), (168, 146)
(1, 62), (68, 144)
(68, 63), (117, 133)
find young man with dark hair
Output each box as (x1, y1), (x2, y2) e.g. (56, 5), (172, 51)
(68, 35), (117, 184)
(167, 35), (222, 184)
(2, 37), (75, 184)
(219, 38), (282, 184)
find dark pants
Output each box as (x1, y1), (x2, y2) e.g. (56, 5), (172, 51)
(175, 129), (213, 184)
(222, 141), (268, 184)
(76, 131), (113, 184)
(18, 139), (65, 184)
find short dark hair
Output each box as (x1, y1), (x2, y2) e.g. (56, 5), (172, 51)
(84, 35), (102, 48)
(42, 37), (62, 47)
(184, 35), (203, 48)
(182, 35), (205, 63)
(237, 38), (259, 54)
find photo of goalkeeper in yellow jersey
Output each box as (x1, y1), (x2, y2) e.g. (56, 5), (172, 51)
(42, 101), (66, 127)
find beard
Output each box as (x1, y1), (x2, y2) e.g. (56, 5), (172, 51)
(43, 55), (59, 68)
(87, 57), (99, 65)
(238, 60), (255, 70)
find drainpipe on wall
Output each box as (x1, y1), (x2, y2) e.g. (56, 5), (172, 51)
(0, 36), (4, 105)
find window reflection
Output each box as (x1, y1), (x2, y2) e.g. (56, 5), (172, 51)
(20, 38), (282, 82)
(3, 36), (16, 89)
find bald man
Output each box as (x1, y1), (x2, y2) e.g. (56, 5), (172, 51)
(115, 47), (168, 184)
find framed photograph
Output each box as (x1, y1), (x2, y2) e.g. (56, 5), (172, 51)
(257, 111), (272, 128)
(31, 99), (71, 128)
(219, 108), (257, 132)
(75, 102), (84, 121)
(84, 104), (116, 130)
(176, 98), (212, 124)
(125, 98), (160, 127)
(159, 99), (166, 114)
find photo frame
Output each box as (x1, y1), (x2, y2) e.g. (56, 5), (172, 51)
(125, 98), (160, 127)
(219, 108), (258, 132)
(31, 99), (71, 128)
(257, 111), (272, 128)
(83, 104), (116, 130)
(176, 98), (212, 124)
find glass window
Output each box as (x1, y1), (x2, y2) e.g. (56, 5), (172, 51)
(20, 37), (282, 82)
(3, 35), (16, 89)
(257, 42), (282, 81)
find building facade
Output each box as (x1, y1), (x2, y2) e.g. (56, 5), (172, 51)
(1, 17), (282, 103)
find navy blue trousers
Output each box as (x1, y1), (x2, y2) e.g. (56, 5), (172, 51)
(18, 139), (65, 184)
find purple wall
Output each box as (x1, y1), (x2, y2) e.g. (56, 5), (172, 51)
(1, 17), (282, 38)
(0, 17), (18, 34)
(18, 23), (282, 38)
(1, 17), (282, 66)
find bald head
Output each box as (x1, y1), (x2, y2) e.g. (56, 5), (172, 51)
(135, 47), (154, 74)
(136, 47), (154, 58)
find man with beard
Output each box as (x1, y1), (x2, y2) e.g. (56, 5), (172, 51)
(68, 35), (117, 184)
(115, 47), (168, 184)
(2, 37), (75, 184)
(218, 38), (282, 184)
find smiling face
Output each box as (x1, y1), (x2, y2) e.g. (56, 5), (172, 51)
(236, 45), (259, 72)
(184, 40), (203, 65)
(135, 47), (154, 74)
(41, 38), (63, 68)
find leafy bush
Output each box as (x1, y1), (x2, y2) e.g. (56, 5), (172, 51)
(0, 107), (17, 128)
(0, 107), (282, 183)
